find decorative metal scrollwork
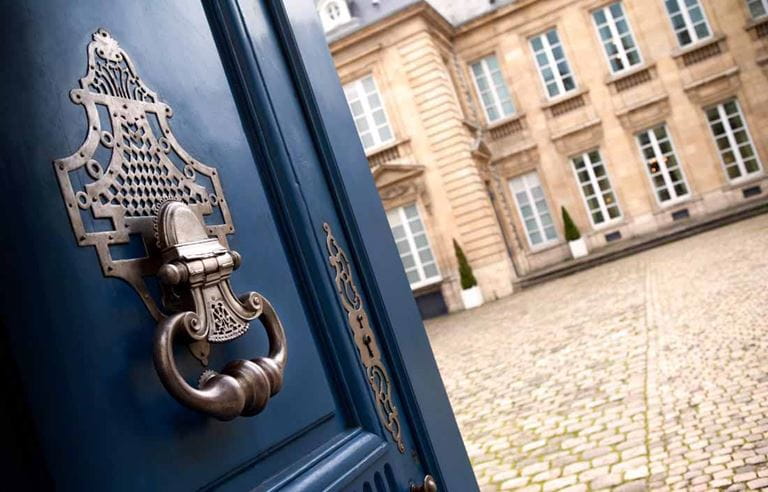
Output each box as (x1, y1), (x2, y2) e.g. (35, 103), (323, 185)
(323, 223), (405, 453)
(54, 30), (287, 420)
(53, 29), (234, 320)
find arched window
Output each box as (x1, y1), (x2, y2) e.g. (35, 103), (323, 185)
(318, 0), (351, 32)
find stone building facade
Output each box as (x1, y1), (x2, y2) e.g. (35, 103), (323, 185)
(319, 0), (768, 317)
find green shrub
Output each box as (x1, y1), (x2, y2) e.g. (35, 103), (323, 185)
(561, 206), (581, 241)
(453, 239), (477, 290)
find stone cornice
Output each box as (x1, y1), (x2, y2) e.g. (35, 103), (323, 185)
(329, 2), (454, 55)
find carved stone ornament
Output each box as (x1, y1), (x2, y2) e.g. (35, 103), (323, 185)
(54, 29), (234, 321)
(323, 223), (406, 453)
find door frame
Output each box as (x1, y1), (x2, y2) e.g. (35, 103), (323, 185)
(262, 2), (477, 489)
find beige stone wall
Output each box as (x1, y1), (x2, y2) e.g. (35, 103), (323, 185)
(329, 0), (768, 311)
(453, 0), (768, 274)
(332, 8), (516, 312)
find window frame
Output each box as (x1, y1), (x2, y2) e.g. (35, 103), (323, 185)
(635, 124), (692, 207)
(342, 74), (395, 152)
(385, 203), (442, 290)
(663, 0), (713, 48)
(468, 53), (517, 124)
(508, 171), (559, 250)
(529, 28), (578, 100)
(746, 0), (768, 19)
(317, 0), (351, 32)
(570, 149), (623, 228)
(705, 99), (764, 185)
(591, 1), (644, 75)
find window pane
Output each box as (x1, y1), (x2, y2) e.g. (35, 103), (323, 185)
(387, 205), (440, 287)
(401, 254), (415, 269)
(637, 124), (690, 202)
(706, 100), (763, 181)
(746, 159), (760, 173)
(418, 249), (434, 264)
(423, 264), (439, 279)
(571, 150), (620, 225)
(531, 29), (576, 98)
(510, 172), (557, 246)
(666, 0), (710, 47)
(471, 54), (516, 122)
(343, 75), (393, 150)
(593, 2), (642, 72)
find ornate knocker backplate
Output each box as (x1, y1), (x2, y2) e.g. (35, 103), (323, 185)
(54, 29), (286, 420)
(54, 28), (234, 321)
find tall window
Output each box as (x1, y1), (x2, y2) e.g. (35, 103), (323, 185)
(705, 100), (763, 182)
(571, 150), (622, 226)
(509, 172), (558, 248)
(529, 29), (577, 99)
(664, 0), (711, 47)
(469, 54), (516, 123)
(747, 0), (768, 19)
(343, 75), (394, 151)
(386, 204), (441, 289)
(636, 125), (690, 204)
(592, 2), (642, 74)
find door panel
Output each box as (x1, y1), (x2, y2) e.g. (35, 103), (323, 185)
(0, 0), (476, 490)
(1, 1), (352, 489)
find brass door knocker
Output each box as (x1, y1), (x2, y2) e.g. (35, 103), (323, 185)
(153, 201), (287, 421)
(53, 30), (286, 420)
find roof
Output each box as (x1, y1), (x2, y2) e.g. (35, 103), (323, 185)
(318, 0), (518, 42)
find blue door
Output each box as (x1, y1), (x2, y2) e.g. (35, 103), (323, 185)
(0, 1), (476, 490)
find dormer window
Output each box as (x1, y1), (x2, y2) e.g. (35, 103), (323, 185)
(319, 0), (351, 32)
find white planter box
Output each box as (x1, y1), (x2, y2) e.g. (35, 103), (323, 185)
(460, 285), (484, 310)
(568, 237), (588, 259)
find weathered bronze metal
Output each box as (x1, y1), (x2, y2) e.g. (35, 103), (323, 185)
(54, 30), (286, 420)
(54, 29), (234, 320)
(323, 223), (405, 453)
(154, 201), (286, 421)
(411, 475), (438, 492)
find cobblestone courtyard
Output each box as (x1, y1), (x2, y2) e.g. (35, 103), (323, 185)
(426, 214), (768, 491)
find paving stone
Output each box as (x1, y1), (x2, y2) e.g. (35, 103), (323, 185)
(521, 462), (549, 477)
(542, 475), (576, 492)
(500, 476), (529, 489)
(746, 477), (768, 489)
(492, 470), (519, 482)
(591, 452), (619, 467)
(621, 445), (647, 460)
(532, 469), (560, 483)
(711, 478), (733, 488)
(582, 446), (612, 460)
(562, 462), (589, 476)
(613, 480), (647, 492)
(588, 473), (622, 489)
(734, 471), (757, 482)
(559, 484), (586, 492)
(425, 216), (768, 492)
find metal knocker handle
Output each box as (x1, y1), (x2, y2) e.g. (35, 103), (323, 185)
(151, 201), (287, 421)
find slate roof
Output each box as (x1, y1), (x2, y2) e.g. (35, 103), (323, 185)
(318, 0), (518, 42)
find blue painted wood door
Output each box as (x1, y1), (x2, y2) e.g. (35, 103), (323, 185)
(0, 1), (476, 491)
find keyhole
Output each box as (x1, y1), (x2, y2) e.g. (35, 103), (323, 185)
(363, 334), (374, 358)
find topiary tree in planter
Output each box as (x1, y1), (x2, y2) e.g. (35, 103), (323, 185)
(453, 239), (483, 308)
(453, 239), (477, 289)
(561, 206), (581, 241)
(561, 206), (588, 258)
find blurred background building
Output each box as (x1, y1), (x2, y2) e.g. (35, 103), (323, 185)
(317, 0), (768, 317)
